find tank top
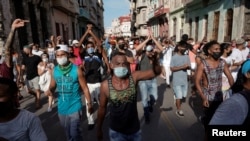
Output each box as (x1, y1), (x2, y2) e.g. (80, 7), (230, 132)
(108, 75), (140, 134)
(53, 64), (82, 115)
(202, 59), (224, 101)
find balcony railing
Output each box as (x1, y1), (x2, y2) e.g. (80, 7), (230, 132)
(53, 0), (79, 15)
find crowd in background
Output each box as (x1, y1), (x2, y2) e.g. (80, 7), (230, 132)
(1, 19), (250, 141)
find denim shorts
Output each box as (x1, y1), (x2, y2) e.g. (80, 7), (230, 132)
(109, 128), (141, 141)
(173, 85), (188, 99)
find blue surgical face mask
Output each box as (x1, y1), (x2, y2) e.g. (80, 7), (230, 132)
(113, 67), (128, 78)
(87, 47), (94, 54)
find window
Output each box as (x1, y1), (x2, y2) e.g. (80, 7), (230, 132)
(204, 15), (208, 39)
(56, 23), (60, 36)
(173, 18), (177, 36)
(225, 9), (233, 42)
(213, 11), (220, 41)
(189, 18), (192, 37)
(195, 17), (199, 41)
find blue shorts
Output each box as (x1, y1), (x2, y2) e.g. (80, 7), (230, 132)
(173, 85), (188, 99)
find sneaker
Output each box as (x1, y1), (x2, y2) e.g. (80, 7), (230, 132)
(182, 97), (186, 103)
(176, 110), (184, 117)
(47, 107), (52, 112)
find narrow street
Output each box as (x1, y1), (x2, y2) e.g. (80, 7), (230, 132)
(19, 76), (205, 141)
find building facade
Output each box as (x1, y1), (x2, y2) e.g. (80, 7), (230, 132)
(107, 15), (131, 37)
(184, 0), (246, 42)
(129, 0), (250, 42)
(0, 0), (104, 50)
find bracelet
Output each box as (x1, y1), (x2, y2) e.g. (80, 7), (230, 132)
(86, 102), (92, 105)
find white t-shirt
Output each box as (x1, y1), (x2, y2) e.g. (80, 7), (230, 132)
(0, 109), (47, 141)
(32, 50), (44, 57)
(231, 48), (243, 64)
(162, 46), (173, 66)
(241, 47), (249, 61)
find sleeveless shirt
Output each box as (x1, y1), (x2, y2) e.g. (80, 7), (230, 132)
(108, 75), (140, 134)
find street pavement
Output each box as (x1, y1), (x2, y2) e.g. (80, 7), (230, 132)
(19, 76), (205, 141)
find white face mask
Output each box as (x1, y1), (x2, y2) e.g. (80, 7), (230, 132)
(129, 45), (134, 49)
(42, 58), (48, 62)
(56, 56), (68, 65)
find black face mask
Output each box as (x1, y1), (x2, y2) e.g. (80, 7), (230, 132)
(119, 44), (125, 50)
(0, 101), (14, 117)
(227, 51), (232, 56)
(211, 52), (221, 60)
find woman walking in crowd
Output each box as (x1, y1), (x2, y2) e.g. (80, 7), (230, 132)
(37, 53), (55, 112)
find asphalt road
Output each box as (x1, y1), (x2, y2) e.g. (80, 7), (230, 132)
(19, 76), (205, 141)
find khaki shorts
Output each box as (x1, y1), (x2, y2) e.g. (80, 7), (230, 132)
(27, 76), (40, 90)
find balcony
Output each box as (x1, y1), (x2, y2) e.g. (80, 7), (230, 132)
(53, 0), (79, 15)
(79, 7), (90, 19)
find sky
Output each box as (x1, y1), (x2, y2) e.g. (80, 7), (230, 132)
(103, 0), (130, 28)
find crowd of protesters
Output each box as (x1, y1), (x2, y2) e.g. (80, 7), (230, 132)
(1, 19), (250, 141)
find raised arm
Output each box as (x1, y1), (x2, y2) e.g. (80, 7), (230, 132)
(132, 52), (161, 83)
(151, 35), (164, 52)
(4, 19), (27, 67)
(79, 28), (90, 47)
(135, 36), (150, 52)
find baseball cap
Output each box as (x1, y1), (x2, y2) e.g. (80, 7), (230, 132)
(241, 59), (250, 75)
(236, 38), (245, 45)
(56, 44), (69, 53)
(72, 40), (79, 44)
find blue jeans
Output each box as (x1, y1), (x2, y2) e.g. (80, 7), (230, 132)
(109, 128), (142, 141)
(173, 85), (188, 99)
(138, 78), (158, 107)
(58, 111), (83, 141)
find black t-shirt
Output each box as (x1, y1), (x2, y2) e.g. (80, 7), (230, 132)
(22, 55), (41, 80)
(82, 51), (103, 83)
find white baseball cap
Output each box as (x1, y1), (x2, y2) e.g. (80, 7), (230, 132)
(72, 40), (79, 44)
(56, 44), (69, 53)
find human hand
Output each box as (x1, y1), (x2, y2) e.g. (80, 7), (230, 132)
(56, 36), (62, 41)
(87, 24), (93, 30)
(11, 19), (28, 29)
(203, 99), (209, 107)
(50, 35), (55, 41)
(87, 104), (94, 114)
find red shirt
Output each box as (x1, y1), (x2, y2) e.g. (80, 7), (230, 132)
(73, 47), (80, 57)
(0, 62), (14, 80)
